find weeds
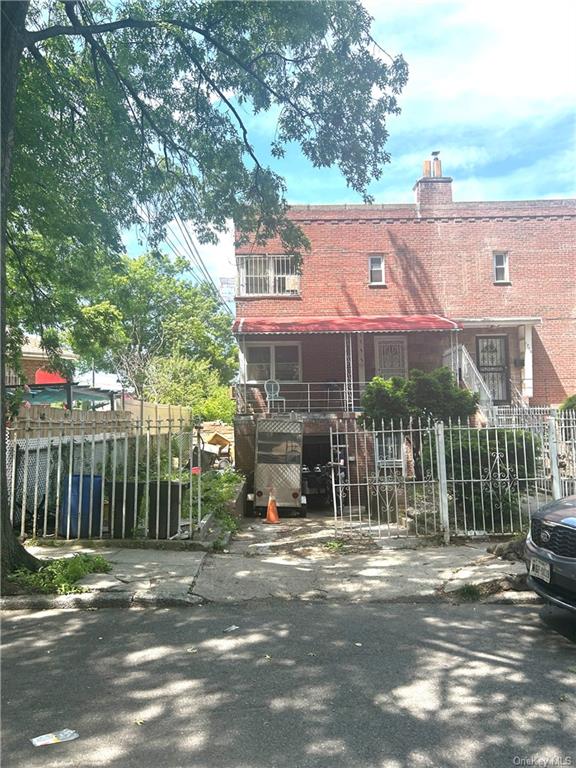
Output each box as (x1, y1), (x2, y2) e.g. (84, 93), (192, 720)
(7, 554), (112, 595)
(454, 583), (483, 601)
(324, 539), (345, 553)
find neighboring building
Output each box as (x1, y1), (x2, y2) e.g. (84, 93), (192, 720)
(5, 335), (77, 385)
(233, 157), (576, 473)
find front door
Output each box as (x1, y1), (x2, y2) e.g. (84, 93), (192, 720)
(375, 337), (408, 379)
(476, 336), (509, 404)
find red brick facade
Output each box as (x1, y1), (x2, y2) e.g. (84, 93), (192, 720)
(236, 173), (576, 406)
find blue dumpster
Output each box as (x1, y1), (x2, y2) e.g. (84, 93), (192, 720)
(59, 475), (103, 538)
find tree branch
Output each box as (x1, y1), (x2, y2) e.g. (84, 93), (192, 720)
(27, 13), (315, 121)
(174, 38), (262, 171)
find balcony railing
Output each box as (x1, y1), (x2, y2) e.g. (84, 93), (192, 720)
(235, 381), (368, 414)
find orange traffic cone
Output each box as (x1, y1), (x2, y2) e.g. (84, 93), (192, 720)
(263, 491), (280, 524)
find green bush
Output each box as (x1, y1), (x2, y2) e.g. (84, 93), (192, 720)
(181, 468), (242, 526)
(559, 394), (576, 412)
(7, 553), (112, 595)
(361, 367), (478, 425)
(423, 428), (540, 532)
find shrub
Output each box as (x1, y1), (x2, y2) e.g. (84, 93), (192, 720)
(360, 376), (411, 425)
(559, 394), (576, 412)
(361, 367), (478, 425)
(182, 468), (242, 524)
(423, 428), (541, 532)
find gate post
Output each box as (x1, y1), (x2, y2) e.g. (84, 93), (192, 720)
(548, 415), (562, 500)
(434, 422), (450, 545)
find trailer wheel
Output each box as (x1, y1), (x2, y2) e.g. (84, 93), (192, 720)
(299, 504), (307, 518)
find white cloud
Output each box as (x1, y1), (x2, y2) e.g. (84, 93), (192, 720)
(366, 0), (576, 125)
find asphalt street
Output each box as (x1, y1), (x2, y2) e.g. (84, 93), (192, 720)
(1, 602), (575, 768)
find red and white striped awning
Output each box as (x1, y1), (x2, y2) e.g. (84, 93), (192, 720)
(233, 314), (460, 335)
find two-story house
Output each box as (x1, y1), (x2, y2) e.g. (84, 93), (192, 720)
(233, 157), (576, 475)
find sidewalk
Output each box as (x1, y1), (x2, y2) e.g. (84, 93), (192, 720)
(1, 517), (536, 609)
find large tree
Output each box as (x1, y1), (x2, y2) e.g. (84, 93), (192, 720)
(1, 0), (407, 575)
(70, 251), (237, 393)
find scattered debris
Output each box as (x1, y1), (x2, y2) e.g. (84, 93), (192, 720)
(186, 647), (198, 654)
(354, 642), (363, 647)
(223, 625), (240, 633)
(307, 652), (317, 657)
(487, 537), (527, 562)
(134, 720), (145, 725)
(31, 729), (79, 747)
(264, 654), (272, 661)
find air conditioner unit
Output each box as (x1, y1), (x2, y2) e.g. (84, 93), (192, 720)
(285, 275), (300, 291)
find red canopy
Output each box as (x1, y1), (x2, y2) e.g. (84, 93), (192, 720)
(35, 368), (68, 384)
(233, 314), (460, 335)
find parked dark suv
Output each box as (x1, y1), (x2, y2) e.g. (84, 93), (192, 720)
(525, 495), (576, 614)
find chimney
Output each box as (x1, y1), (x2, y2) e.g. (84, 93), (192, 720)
(413, 151), (453, 205)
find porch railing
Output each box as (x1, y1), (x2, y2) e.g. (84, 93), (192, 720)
(442, 345), (493, 407)
(234, 381), (368, 414)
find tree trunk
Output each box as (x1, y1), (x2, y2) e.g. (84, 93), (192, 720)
(1, 1), (40, 581)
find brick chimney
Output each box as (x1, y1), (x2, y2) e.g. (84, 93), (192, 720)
(413, 152), (453, 205)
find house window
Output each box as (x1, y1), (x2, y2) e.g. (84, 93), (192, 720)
(493, 252), (510, 283)
(369, 255), (385, 285)
(237, 255), (300, 296)
(246, 343), (301, 382)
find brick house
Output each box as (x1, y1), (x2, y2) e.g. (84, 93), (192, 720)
(233, 158), (576, 475)
(5, 335), (77, 386)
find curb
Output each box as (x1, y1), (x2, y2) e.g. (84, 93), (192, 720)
(0, 590), (544, 611)
(0, 590), (206, 611)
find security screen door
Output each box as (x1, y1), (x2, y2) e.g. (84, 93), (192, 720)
(476, 335), (509, 404)
(375, 337), (407, 379)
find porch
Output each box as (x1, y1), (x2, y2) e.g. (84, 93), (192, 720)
(233, 314), (541, 415)
(234, 314), (459, 415)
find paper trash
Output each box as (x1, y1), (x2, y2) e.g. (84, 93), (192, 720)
(31, 729), (79, 747)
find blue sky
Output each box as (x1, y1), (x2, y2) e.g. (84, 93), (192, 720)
(124, 0), (576, 282)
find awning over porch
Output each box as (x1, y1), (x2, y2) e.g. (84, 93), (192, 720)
(233, 314), (461, 335)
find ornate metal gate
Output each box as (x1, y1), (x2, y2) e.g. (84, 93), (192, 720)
(330, 417), (558, 540)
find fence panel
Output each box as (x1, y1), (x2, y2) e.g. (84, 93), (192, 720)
(6, 416), (209, 541)
(330, 418), (443, 539)
(330, 415), (570, 540)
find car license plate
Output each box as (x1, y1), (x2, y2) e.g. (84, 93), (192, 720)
(530, 558), (551, 584)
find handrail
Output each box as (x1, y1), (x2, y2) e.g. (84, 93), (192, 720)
(442, 345), (493, 407)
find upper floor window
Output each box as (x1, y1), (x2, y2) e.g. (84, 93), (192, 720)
(493, 251), (510, 283)
(237, 255), (300, 296)
(369, 254), (385, 285)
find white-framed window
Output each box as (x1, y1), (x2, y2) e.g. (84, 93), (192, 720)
(245, 342), (301, 382)
(493, 251), (510, 283)
(368, 254), (385, 285)
(237, 255), (300, 296)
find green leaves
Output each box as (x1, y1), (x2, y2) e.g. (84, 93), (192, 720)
(8, 0), (406, 378)
(69, 252), (237, 393)
(361, 368), (479, 425)
(143, 355), (234, 422)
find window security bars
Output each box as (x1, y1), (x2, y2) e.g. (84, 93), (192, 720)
(236, 255), (300, 296)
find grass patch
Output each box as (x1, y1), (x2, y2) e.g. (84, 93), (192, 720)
(7, 554), (112, 595)
(324, 539), (345, 553)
